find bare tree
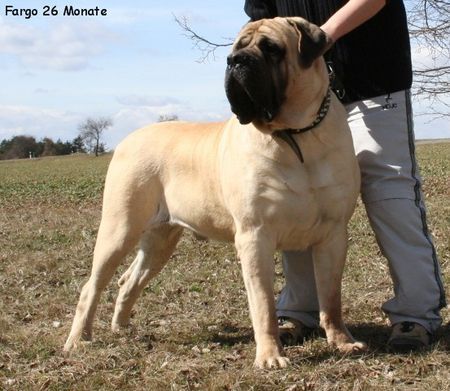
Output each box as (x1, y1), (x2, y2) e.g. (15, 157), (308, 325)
(174, 15), (233, 62)
(406, 0), (450, 117)
(78, 117), (112, 157)
(175, 1), (450, 117)
(158, 114), (179, 122)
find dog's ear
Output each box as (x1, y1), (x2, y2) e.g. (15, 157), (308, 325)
(288, 17), (333, 67)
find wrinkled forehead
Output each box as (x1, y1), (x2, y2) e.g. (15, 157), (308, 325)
(234, 18), (293, 49)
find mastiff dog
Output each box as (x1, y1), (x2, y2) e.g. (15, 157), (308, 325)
(64, 17), (366, 368)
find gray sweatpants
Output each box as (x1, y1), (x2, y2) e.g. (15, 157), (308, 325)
(276, 90), (446, 333)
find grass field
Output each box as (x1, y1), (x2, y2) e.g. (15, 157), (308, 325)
(0, 143), (449, 390)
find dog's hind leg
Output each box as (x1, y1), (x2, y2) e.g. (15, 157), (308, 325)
(111, 224), (183, 331)
(312, 228), (367, 354)
(64, 177), (160, 352)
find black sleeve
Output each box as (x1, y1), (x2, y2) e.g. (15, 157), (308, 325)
(244, 0), (277, 21)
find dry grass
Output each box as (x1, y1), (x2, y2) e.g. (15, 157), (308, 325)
(0, 144), (449, 390)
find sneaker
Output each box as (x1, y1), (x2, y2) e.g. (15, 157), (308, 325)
(278, 317), (316, 346)
(388, 322), (431, 352)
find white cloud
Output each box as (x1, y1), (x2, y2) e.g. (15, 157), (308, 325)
(0, 97), (229, 150)
(107, 101), (228, 148)
(116, 95), (181, 107)
(0, 19), (117, 71)
(0, 105), (82, 141)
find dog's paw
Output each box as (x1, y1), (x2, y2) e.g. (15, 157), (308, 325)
(337, 341), (367, 354)
(254, 354), (290, 369)
(111, 319), (131, 333)
(63, 330), (92, 353)
(63, 336), (79, 353)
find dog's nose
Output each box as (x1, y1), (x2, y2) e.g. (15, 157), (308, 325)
(227, 51), (252, 68)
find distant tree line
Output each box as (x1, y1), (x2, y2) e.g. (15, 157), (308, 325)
(0, 135), (87, 160)
(0, 115), (182, 160)
(0, 117), (113, 160)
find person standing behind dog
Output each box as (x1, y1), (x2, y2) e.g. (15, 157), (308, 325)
(244, 0), (446, 351)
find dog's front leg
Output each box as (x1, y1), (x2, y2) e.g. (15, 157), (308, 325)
(235, 230), (289, 369)
(312, 228), (367, 354)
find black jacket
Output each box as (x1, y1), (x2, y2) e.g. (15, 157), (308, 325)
(244, 0), (413, 103)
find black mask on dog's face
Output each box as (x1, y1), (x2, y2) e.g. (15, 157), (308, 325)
(225, 32), (287, 125)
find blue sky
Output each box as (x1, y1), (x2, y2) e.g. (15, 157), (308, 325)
(0, 0), (448, 149)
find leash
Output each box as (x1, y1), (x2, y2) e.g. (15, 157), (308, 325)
(273, 87), (332, 163)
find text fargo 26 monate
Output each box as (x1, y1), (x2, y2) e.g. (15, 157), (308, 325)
(4, 5), (108, 19)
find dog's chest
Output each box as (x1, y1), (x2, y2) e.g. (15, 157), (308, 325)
(231, 162), (350, 249)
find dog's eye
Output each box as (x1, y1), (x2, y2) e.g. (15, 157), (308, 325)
(259, 39), (284, 60)
(235, 36), (251, 51)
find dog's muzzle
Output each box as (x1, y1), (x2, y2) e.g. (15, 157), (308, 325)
(225, 50), (278, 125)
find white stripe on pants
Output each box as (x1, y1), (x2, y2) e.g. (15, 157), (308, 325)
(276, 90), (446, 333)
